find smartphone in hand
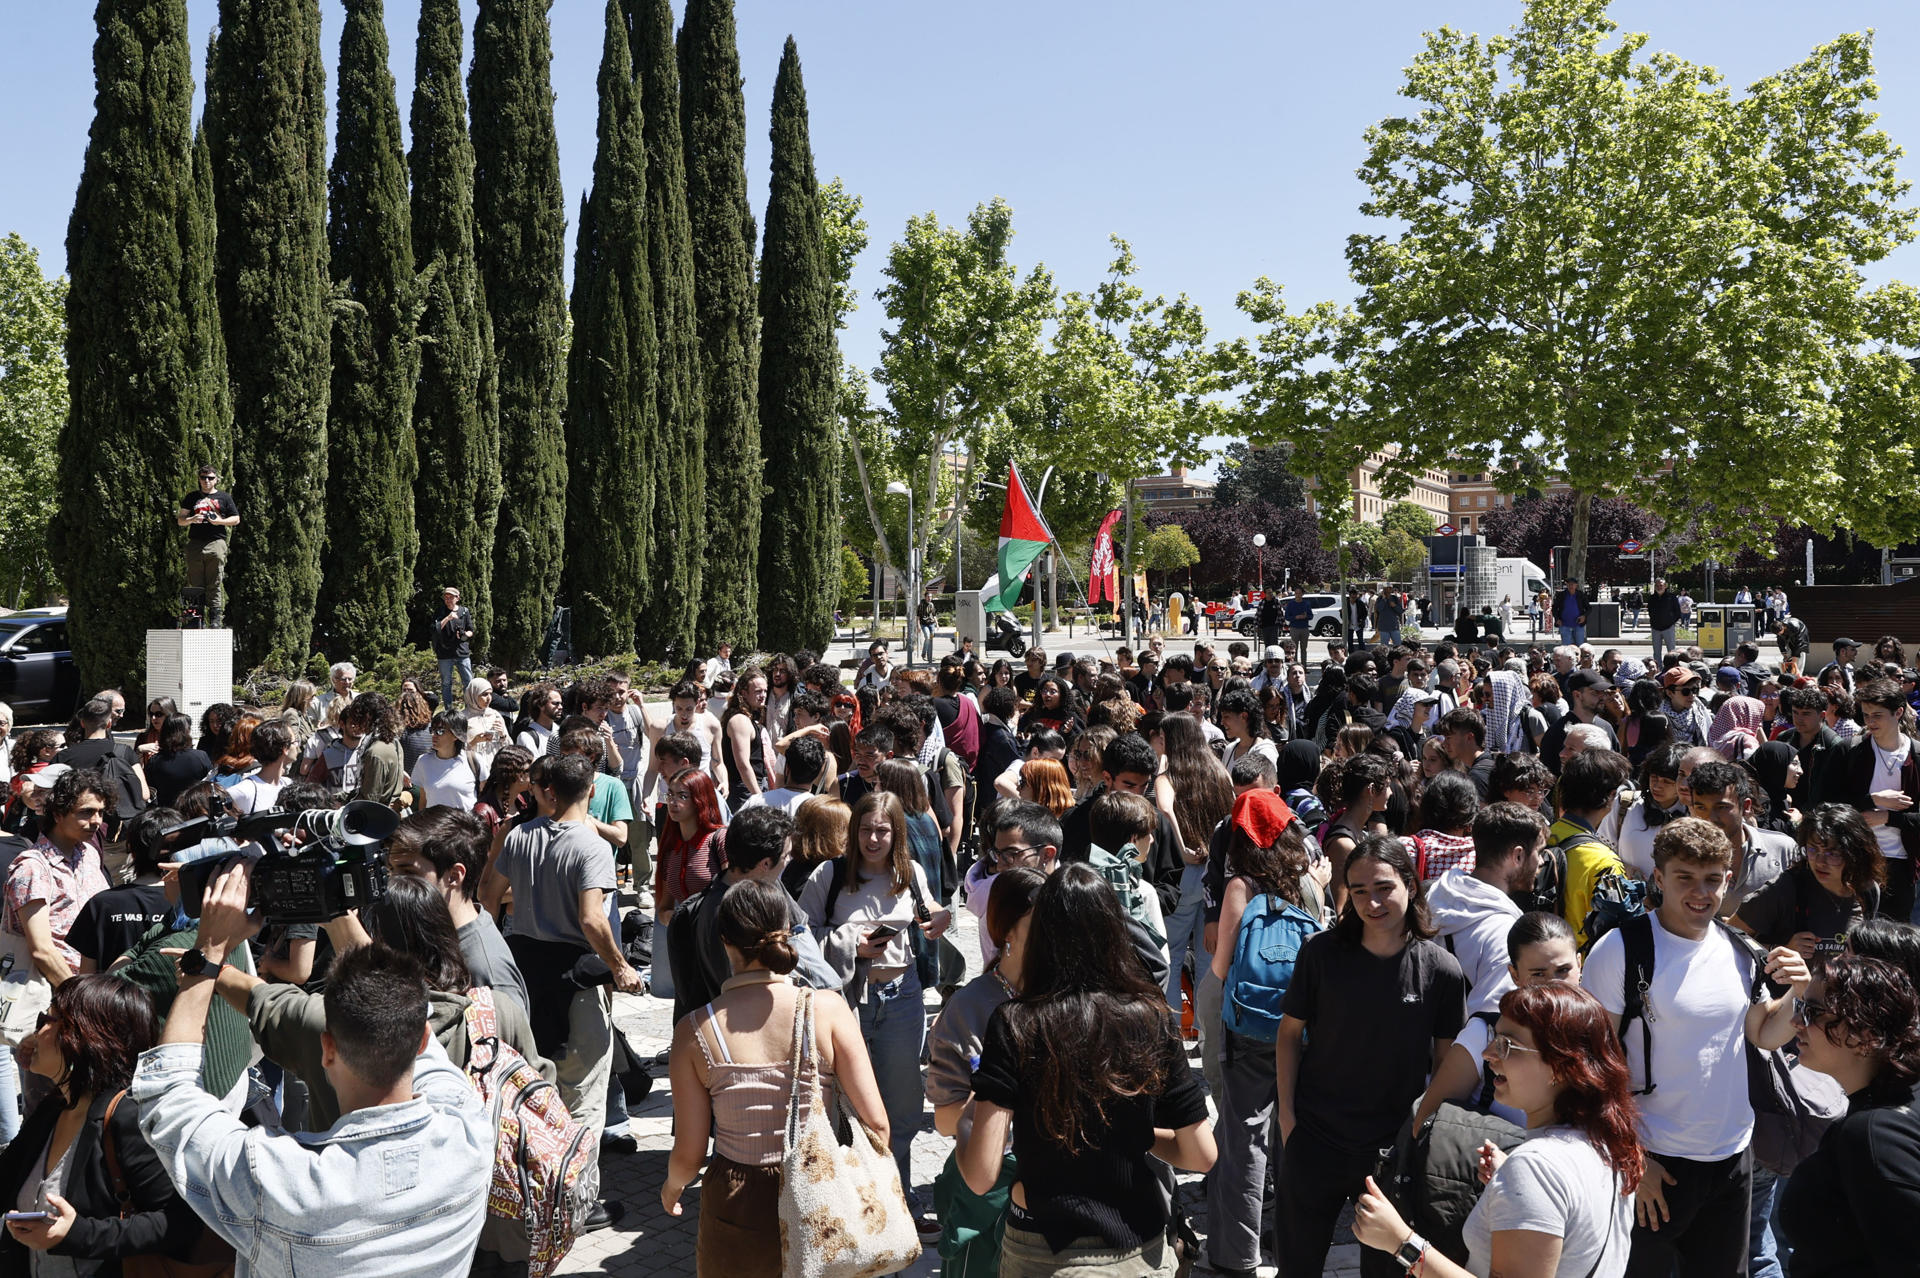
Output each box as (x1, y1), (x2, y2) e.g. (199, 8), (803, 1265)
(5, 1211), (51, 1223)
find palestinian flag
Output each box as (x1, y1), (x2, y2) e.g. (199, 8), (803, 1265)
(980, 464), (1053, 612)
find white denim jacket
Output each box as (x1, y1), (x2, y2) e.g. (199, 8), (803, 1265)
(132, 1036), (492, 1276)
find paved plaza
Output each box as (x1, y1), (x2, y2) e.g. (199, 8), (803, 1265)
(567, 893), (1358, 1278)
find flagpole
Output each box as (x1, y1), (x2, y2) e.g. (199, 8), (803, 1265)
(1033, 466), (1055, 653)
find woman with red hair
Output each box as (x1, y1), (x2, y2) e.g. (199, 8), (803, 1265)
(1354, 982), (1640, 1277)
(652, 768), (725, 1001)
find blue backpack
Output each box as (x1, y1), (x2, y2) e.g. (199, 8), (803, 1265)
(1222, 894), (1321, 1042)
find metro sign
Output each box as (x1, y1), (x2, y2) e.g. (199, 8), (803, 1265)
(1436, 523), (1456, 536)
(1619, 539), (1644, 554)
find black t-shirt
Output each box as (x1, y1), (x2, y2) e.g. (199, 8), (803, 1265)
(56, 737), (136, 772)
(1012, 671), (1043, 701)
(1284, 931), (1468, 1152)
(143, 749), (213, 808)
(68, 883), (171, 969)
(182, 490), (237, 545)
(972, 1002), (1208, 1251)
(1737, 860), (1875, 968)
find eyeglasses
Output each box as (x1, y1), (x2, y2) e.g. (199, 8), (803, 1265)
(1488, 1033), (1540, 1061)
(1809, 844), (1847, 864)
(1791, 996), (1829, 1025)
(995, 843), (1042, 864)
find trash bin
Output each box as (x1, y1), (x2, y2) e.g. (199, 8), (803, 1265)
(1588, 601), (1621, 641)
(1696, 605), (1728, 657)
(1726, 606), (1757, 653)
(954, 590), (987, 650)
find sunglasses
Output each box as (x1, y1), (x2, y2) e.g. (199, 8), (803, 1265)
(1792, 996), (1829, 1025)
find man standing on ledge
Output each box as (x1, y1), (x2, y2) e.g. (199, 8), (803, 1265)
(175, 465), (239, 628)
(433, 586), (475, 709)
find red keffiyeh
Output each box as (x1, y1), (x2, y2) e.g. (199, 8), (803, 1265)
(1232, 788), (1297, 848)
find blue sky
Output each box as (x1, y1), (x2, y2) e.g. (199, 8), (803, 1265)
(6, 0), (1919, 477)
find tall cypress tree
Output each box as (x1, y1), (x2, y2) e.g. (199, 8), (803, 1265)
(54, 0), (197, 696)
(627, 0), (702, 662)
(180, 111), (231, 479)
(206, 0), (330, 668)
(563, 1), (657, 657)
(679, 0), (760, 653)
(756, 38), (838, 653)
(472, 0), (569, 668)
(410, 0), (500, 655)
(317, 0), (417, 661)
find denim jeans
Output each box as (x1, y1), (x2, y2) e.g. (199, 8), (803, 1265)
(0, 1046), (19, 1146)
(1559, 624), (1587, 646)
(1162, 864), (1207, 1013)
(439, 656), (472, 711)
(860, 971), (927, 1190)
(1749, 1166), (1782, 1278)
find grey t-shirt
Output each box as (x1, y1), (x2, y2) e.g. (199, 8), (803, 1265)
(496, 818), (617, 949)
(458, 909), (531, 1013)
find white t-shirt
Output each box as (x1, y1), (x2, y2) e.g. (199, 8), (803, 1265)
(415, 752), (479, 812)
(798, 857), (935, 980)
(1582, 914), (1755, 1159)
(515, 721), (555, 756)
(1460, 1127), (1632, 1278)
(739, 786), (813, 816)
(1869, 737), (1910, 861)
(227, 773), (284, 816)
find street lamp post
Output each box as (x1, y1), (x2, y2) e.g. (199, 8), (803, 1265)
(886, 481), (916, 667)
(1253, 533), (1267, 593)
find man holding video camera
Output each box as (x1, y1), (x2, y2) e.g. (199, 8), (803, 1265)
(132, 861), (494, 1275)
(174, 466), (239, 628)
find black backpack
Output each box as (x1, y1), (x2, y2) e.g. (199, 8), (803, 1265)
(1512, 829), (1581, 916)
(1365, 1090), (1527, 1277)
(1617, 913), (1847, 1174)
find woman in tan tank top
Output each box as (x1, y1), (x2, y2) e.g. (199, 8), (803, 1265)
(662, 877), (890, 1276)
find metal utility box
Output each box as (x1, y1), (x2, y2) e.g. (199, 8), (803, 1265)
(1725, 606), (1758, 653)
(146, 629), (232, 730)
(1588, 602), (1621, 641)
(953, 590), (987, 650)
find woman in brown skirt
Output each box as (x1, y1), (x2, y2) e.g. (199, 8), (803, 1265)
(662, 877), (891, 1275)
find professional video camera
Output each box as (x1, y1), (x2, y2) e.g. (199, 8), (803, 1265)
(164, 800), (401, 925)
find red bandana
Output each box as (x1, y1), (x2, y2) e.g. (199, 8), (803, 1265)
(1232, 788), (1297, 847)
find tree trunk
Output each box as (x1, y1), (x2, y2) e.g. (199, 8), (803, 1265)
(1567, 489), (1593, 585)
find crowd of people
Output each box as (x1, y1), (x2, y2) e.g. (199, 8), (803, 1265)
(1, 611), (1920, 1276)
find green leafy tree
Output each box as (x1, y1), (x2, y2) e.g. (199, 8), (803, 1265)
(1212, 440), (1305, 509)
(627, 0), (702, 661)
(680, 0), (761, 652)
(181, 114), (231, 479)
(410, 0), (500, 654)
(54, 0), (200, 693)
(563, 0), (657, 658)
(1142, 524), (1201, 585)
(756, 38), (839, 653)
(836, 544), (869, 613)
(207, 0), (331, 668)
(1046, 237), (1218, 601)
(1309, 0), (1920, 580)
(864, 198), (1054, 637)
(472, 0), (569, 667)
(2, 235), (67, 607)
(1381, 500), (1437, 542)
(318, 0), (418, 661)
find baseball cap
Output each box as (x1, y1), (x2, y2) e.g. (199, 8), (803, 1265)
(22, 763), (71, 790)
(1835, 637), (1860, 650)
(1568, 669), (1610, 693)
(1715, 666), (1744, 685)
(1660, 667), (1701, 689)
(1263, 645), (1284, 661)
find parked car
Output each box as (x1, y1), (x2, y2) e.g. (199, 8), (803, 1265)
(1235, 593), (1342, 638)
(0, 607), (79, 724)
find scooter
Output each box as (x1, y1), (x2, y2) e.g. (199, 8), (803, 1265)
(986, 612), (1027, 658)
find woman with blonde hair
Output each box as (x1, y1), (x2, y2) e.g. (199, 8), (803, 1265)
(799, 789), (950, 1199)
(276, 681), (315, 748)
(1018, 756), (1074, 818)
(781, 795), (850, 899)
(664, 878), (890, 1276)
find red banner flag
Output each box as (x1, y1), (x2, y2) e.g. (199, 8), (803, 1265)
(1088, 510), (1122, 604)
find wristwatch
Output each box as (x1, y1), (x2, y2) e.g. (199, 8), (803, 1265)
(1395, 1232), (1428, 1272)
(179, 947), (227, 978)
